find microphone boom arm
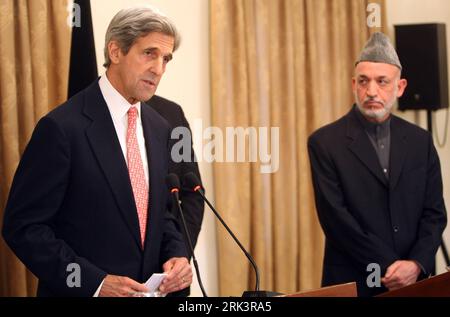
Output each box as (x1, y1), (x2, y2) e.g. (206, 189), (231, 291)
(196, 189), (260, 292)
(171, 189), (208, 297)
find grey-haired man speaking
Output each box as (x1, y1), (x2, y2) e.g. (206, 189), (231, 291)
(2, 7), (192, 297)
(308, 32), (447, 296)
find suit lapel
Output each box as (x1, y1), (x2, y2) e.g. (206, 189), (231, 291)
(346, 107), (389, 187)
(389, 116), (408, 190)
(82, 81), (142, 249)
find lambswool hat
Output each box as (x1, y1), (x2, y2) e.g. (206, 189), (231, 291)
(356, 32), (402, 70)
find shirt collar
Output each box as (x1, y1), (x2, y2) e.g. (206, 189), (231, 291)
(99, 74), (141, 124)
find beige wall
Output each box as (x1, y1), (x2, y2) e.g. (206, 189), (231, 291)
(386, 0), (450, 273)
(90, 0), (218, 296)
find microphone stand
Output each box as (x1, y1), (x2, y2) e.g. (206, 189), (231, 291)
(195, 188), (281, 297)
(167, 175), (208, 297)
(171, 189), (208, 297)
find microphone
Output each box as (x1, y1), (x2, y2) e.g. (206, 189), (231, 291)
(166, 173), (208, 297)
(183, 172), (281, 297)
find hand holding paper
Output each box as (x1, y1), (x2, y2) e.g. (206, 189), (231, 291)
(159, 257), (192, 294)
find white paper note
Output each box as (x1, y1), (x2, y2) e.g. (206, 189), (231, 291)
(144, 273), (167, 296)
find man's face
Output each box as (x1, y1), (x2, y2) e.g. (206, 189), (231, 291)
(352, 61), (407, 122)
(107, 32), (174, 104)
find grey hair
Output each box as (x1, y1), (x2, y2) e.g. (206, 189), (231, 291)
(103, 6), (181, 68)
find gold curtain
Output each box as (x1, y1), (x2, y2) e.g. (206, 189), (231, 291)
(210, 0), (385, 296)
(0, 0), (71, 296)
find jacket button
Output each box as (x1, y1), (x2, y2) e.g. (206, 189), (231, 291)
(393, 226), (399, 233)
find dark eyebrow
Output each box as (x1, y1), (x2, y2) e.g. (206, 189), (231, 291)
(164, 53), (173, 61)
(357, 75), (389, 80)
(144, 47), (173, 61)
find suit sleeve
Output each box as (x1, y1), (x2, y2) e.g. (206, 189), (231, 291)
(165, 105), (204, 255)
(176, 107), (204, 251)
(308, 134), (400, 274)
(160, 209), (189, 262)
(2, 116), (106, 296)
(161, 124), (189, 262)
(408, 135), (447, 273)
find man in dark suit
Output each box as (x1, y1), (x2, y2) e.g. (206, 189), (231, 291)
(148, 96), (204, 252)
(147, 95), (205, 297)
(2, 7), (192, 297)
(308, 32), (447, 297)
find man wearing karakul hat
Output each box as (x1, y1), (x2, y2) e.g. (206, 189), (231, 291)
(307, 32), (447, 296)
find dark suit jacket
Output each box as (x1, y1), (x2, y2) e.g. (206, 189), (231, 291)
(147, 95), (205, 297)
(307, 106), (447, 297)
(2, 80), (187, 297)
(147, 95), (204, 251)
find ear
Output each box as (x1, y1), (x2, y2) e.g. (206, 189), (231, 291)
(352, 77), (357, 92)
(396, 78), (408, 97)
(108, 41), (122, 65)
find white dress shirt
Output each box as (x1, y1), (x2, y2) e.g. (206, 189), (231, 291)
(93, 74), (150, 296)
(99, 74), (149, 183)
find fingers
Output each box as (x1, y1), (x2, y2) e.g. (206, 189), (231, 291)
(99, 275), (149, 297)
(126, 277), (150, 294)
(382, 277), (402, 289)
(160, 257), (192, 294)
(384, 261), (401, 279)
(382, 269), (408, 287)
(159, 275), (191, 294)
(384, 277), (411, 290)
(382, 261), (402, 288)
(99, 259), (193, 297)
(382, 261), (420, 290)
(162, 259), (176, 274)
(165, 259), (184, 279)
(164, 257), (190, 279)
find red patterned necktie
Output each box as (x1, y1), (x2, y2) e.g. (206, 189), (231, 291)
(126, 106), (148, 248)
